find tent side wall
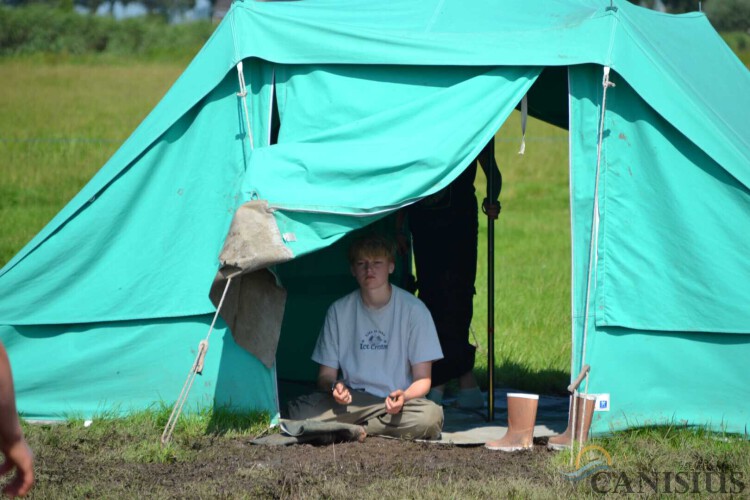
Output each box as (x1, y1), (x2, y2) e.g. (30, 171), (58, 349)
(0, 60), (282, 421)
(569, 65), (750, 435)
(0, 318), (277, 421)
(0, 70), (253, 326)
(584, 327), (749, 434)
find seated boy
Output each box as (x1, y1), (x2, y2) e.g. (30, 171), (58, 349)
(287, 233), (444, 440)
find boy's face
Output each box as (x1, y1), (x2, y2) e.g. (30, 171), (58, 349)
(350, 252), (395, 291)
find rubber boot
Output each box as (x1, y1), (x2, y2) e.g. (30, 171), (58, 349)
(485, 393), (538, 452)
(427, 386), (444, 405)
(547, 394), (596, 451)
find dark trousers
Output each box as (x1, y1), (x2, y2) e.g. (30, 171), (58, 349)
(410, 199), (478, 387)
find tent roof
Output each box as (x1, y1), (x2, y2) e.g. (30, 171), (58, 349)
(230, 0), (749, 186)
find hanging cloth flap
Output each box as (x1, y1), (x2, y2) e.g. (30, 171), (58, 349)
(210, 268), (286, 368)
(244, 64), (540, 258)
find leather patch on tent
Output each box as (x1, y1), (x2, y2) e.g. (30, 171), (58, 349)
(218, 199), (293, 277)
(210, 200), (294, 367)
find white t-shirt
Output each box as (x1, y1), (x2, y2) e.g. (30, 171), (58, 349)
(312, 285), (443, 398)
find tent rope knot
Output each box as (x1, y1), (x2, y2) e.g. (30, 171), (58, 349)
(195, 340), (208, 374)
(602, 66), (616, 89)
(236, 61), (254, 150)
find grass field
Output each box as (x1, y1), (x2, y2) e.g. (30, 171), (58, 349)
(0, 60), (184, 265)
(472, 116), (570, 394)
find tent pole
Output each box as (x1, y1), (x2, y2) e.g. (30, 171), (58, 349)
(487, 151), (496, 422)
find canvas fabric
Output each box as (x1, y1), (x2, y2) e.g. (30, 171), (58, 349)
(569, 65), (750, 435)
(210, 199), (292, 367)
(0, 319), (276, 421)
(569, 64), (750, 336)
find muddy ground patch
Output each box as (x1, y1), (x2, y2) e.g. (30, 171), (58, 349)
(27, 431), (574, 498)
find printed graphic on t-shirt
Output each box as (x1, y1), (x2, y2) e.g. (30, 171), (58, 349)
(360, 330), (389, 351)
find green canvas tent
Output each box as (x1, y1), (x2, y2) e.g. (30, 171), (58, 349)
(1, 0), (749, 435)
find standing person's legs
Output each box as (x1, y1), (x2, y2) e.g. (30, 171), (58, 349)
(412, 214), (475, 387)
(411, 202), (479, 403)
(428, 286), (476, 387)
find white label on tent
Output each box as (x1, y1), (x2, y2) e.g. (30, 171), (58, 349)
(593, 393), (610, 412)
(282, 232), (297, 242)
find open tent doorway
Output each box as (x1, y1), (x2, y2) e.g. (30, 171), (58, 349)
(271, 66), (574, 419)
(474, 90), (572, 398)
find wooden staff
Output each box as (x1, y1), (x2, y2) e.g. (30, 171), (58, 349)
(486, 144), (496, 422)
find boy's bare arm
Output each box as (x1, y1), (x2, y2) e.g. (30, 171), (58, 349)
(317, 365), (351, 405)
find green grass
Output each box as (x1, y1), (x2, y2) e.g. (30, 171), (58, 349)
(23, 406), (271, 464)
(722, 31), (750, 67)
(0, 60), (184, 264)
(470, 115), (571, 395)
(550, 426), (750, 497)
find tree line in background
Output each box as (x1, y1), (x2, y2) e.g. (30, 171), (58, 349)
(635, 0), (750, 31)
(2, 0), (750, 28)
(0, 0), (748, 59)
(0, 4), (214, 58)
(1, 0), (204, 22)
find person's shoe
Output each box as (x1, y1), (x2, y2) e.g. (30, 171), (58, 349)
(456, 387), (485, 409)
(547, 394), (596, 451)
(427, 387), (444, 405)
(485, 393), (538, 452)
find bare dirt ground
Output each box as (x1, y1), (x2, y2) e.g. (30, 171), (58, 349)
(31, 433), (563, 499)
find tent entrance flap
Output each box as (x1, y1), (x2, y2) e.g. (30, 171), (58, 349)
(241, 63), (542, 259)
(210, 200), (293, 368)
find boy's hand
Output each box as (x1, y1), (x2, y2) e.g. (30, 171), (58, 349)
(331, 381), (352, 405)
(385, 390), (405, 414)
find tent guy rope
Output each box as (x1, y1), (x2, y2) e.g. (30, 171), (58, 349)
(518, 94), (528, 155)
(161, 277), (234, 445)
(579, 65), (615, 372)
(570, 66), (615, 465)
